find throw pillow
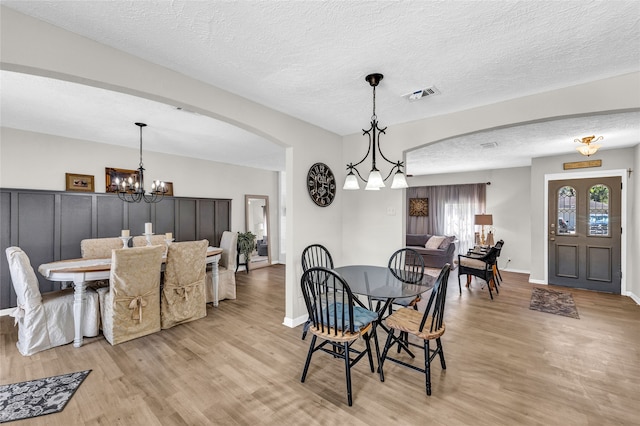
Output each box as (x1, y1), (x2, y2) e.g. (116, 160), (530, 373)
(406, 234), (428, 246)
(438, 236), (455, 250)
(425, 236), (446, 249)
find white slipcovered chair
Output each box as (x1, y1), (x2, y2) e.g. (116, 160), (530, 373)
(132, 235), (167, 247)
(161, 240), (208, 329)
(5, 246), (100, 356)
(97, 246), (164, 345)
(206, 231), (237, 304)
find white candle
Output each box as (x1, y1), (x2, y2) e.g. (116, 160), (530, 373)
(121, 229), (130, 237)
(165, 232), (172, 240)
(145, 222), (153, 234)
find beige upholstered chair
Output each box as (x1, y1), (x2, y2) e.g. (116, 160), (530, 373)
(97, 246), (164, 345)
(5, 247), (100, 356)
(161, 240), (208, 329)
(132, 235), (167, 247)
(206, 231), (237, 304)
(80, 237), (123, 289)
(81, 237), (124, 259)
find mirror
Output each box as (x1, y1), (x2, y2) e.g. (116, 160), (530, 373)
(245, 195), (270, 269)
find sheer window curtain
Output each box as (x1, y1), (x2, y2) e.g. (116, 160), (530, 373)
(407, 184), (486, 255)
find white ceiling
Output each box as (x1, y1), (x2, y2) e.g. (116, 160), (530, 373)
(1, 1), (639, 174)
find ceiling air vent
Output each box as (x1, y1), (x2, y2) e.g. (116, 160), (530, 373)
(403, 86), (440, 101)
(480, 142), (498, 149)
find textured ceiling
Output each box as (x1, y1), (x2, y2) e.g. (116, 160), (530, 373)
(1, 1), (639, 174)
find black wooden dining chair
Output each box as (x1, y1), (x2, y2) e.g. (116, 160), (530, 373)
(458, 246), (499, 299)
(493, 239), (505, 285)
(380, 263), (451, 396)
(369, 248), (426, 354)
(301, 244), (334, 271)
(300, 267), (383, 406)
(300, 244), (334, 340)
(387, 247), (426, 309)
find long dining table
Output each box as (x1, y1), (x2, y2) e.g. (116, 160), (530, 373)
(38, 246), (223, 348)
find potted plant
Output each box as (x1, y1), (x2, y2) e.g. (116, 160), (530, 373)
(237, 231), (257, 272)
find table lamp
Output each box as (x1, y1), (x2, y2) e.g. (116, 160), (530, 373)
(474, 214), (493, 246)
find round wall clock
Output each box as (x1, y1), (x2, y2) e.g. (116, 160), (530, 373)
(307, 162), (336, 207)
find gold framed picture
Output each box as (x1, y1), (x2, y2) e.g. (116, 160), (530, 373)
(65, 173), (95, 192)
(163, 182), (174, 196)
(409, 198), (428, 216)
(105, 167), (138, 193)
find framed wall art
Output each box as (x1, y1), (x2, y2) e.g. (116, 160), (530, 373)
(409, 198), (429, 216)
(105, 167), (138, 193)
(163, 182), (174, 196)
(65, 173), (95, 192)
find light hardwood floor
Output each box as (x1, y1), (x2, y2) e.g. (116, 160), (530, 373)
(1, 265), (639, 425)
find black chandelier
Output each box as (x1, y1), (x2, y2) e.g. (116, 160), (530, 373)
(343, 73), (408, 191)
(115, 122), (166, 203)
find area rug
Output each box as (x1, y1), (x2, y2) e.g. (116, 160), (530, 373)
(529, 287), (579, 319)
(0, 370), (91, 423)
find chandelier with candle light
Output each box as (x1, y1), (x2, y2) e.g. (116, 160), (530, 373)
(115, 122), (166, 203)
(343, 73), (409, 191)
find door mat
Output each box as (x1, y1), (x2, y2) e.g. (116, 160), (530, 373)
(0, 370), (91, 423)
(529, 287), (579, 319)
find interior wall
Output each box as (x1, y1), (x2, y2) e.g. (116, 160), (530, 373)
(530, 147), (636, 296)
(0, 7), (344, 326)
(341, 74), (639, 302)
(0, 128), (280, 252)
(408, 167), (532, 273)
(632, 144), (640, 303)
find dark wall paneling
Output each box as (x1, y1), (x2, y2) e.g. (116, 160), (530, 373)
(198, 200), (216, 245)
(97, 195), (124, 237)
(18, 193), (56, 295)
(0, 188), (231, 309)
(0, 192), (12, 308)
(155, 198), (176, 237)
(60, 194), (93, 260)
(177, 199), (197, 242)
(128, 200), (152, 237)
(214, 200), (231, 246)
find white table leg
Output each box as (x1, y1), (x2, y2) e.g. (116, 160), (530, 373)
(211, 254), (220, 307)
(72, 273), (87, 348)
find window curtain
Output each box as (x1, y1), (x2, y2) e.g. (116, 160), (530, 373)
(407, 184), (486, 254)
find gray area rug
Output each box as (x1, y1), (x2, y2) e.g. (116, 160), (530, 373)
(0, 370), (91, 423)
(529, 287), (579, 319)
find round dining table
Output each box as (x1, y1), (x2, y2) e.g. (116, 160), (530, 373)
(333, 264), (436, 304)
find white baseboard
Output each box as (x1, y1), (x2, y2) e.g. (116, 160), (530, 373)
(283, 314), (308, 329)
(0, 308), (14, 317)
(626, 291), (640, 305)
(503, 267), (531, 275)
(529, 278), (547, 285)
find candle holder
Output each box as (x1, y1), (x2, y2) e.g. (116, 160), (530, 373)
(144, 232), (154, 246)
(164, 238), (174, 256)
(119, 236), (132, 249)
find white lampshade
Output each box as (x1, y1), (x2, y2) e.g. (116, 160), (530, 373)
(390, 171), (409, 189)
(343, 173), (360, 190)
(365, 170), (385, 190)
(576, 144), (600, 156)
